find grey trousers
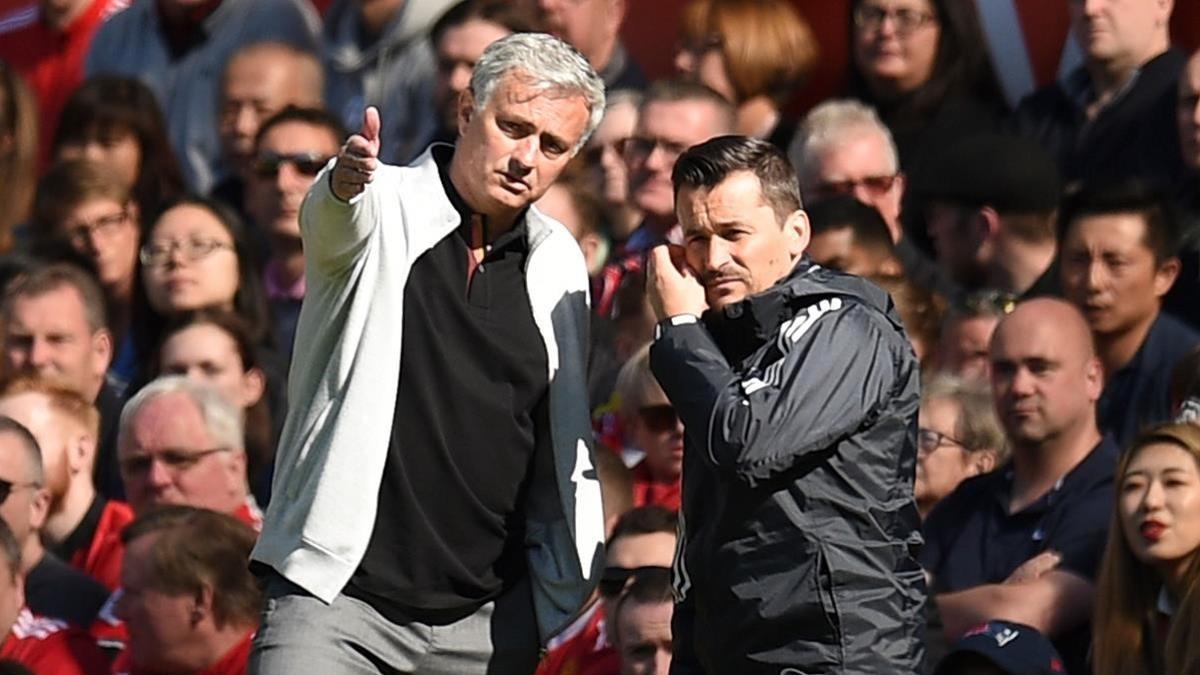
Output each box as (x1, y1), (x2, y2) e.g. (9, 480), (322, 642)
(248, 574), (540, 675)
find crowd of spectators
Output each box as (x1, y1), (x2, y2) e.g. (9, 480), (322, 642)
(0, 0), (1196, 673)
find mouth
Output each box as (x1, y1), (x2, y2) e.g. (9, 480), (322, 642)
(1141, 520), (1166, 542)
(499, 172), (529, 193)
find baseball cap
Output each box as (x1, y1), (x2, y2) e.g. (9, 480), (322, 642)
(933, 620), (1066, 675)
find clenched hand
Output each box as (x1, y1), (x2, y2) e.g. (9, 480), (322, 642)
(331, 106), (381, 202)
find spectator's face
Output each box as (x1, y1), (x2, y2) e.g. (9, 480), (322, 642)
(435, 19), (511, 131)
(56, 129), (140, 191)
(679, 171), (807, 310)
(219, 54), (316, 177)
(603, 531), (675, 615)
(675, 43), (736, 103)
(119, 392), (245, 515)
(455, 71), (590, 216)
(585, 98), (638, 208)
(0, 393), (78, 505)
(936, 314), (999, 381)
(536, 0), (621, 68)
(535, 183), (606, 275)
(916, 396), (986, 512)
(1060, 213), (1177, 337)
(989, 302), (1102, 446)
(627, 388), (684, 482)
(616, 599), (673, 675)
(3, 286), (111, 401)
(853, 0), (941, 95)
(246, 121), (339, 241)
(1069, 0), (1172, 65)
(57, 197), (140, 294)
(159, 324), (264, 412)
(1119, 441), (1200, 583)
(807, 227), (891, 277)
(927, 202), (985, 284)
(142, 205), (241, 315)
(627, 99), (728, 220)
(1178, 52), (1200, 171)
(0, 431), (48, 555)
(806, 129), (903, 234)
(118, 531), (198, 673)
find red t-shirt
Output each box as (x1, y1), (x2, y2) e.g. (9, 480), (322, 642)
(535, 601), (620, 675)
(232, 497), (263, 532)
(631, 461), (681, 513)
(70, 500), (135, 592)
(0, 607), (110, 674)
(0, 0), (128, 169)
(111, 629), (254, 675)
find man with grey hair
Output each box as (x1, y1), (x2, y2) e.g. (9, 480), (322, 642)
(116, 376), (259, 528)
(249, 32), (607, 674)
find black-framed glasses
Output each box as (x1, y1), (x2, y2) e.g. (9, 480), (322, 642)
(622, 136), (690, 164)
(252, 151), (332, 179)
(598, 565), (672, 598)
(139, 239), (235, 268)
(119, 447), (230, 476)
(917, 428), (966, 455)
(814, 174), (899, 199)
(853, 4), (938, 35)
(0, 477), (40, 505)
(63, 210), (130, 247)
(638, 405), (680, 433)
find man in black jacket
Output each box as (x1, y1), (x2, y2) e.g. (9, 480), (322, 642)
(646, 136), (925, 673)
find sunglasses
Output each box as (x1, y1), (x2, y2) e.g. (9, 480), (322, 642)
(252, 152), (332, 179)
(814, 174), (899, 199)
(0, 477), (39, 505)
(638, 405), (680, 433)
(598, 565), (672, 598)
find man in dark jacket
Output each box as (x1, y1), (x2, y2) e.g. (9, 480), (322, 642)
(646, 136), (925, 673)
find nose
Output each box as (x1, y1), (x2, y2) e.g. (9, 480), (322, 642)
(705, 237), (731, 271)
(675, 49), (694, 75)
(276, 161), (304, 192)
(1142, 480), (1166, 511)
(27, 337), (53, 370)
(1008, 366), (1036, 397)
(643, 143), (670, 173)
(513, 136), (538, 168)
(449, 64), (472, 96)
(146, 457), (173, 489)
(1085, 259), (1106, 292)
(80, 142), (106, 163)
(233, 105), (257, 142)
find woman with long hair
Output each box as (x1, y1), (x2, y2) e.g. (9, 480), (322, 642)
(1094, 423), (1200, 674)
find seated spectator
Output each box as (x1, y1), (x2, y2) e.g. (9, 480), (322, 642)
(0, 518), (108, 674)
(1059, 183), (1200, 447)
(917, 375), (1004, 519)
(932, 620), (1065, 675)
(0, 63), (36, 253)
(921, 298), (1114, 674)
(582, 89), (642, 244)
(935, 290), (1012, 381)
(153, 311), (278, 506)
(535, 170), (610, 279)
(610, 569), (674, 675)
(1, 264), (123, 499)
(0, 417), (108, 628)
(215, 41), (323, 215)
(1169, 48), (1200, 330)
(116, 377), (261, 530)
(1093, 423), (1200, 674)
(537, 506), (676, 675)
(30, 160), (144, 389)
(85, 0), (320, 193)
(0, 377), (131, 591)
(244, 106), (345, 359)
(674, 0), (817, 147)
(113, 506), (259, 674)
(613, 345), (682, 511)
(535, 0), (646, 92)
(52, 76), (185, 229)
(1010, 0), (1185, 189)
(805, 195), (901, 278)
(920, 134), (1062, 299)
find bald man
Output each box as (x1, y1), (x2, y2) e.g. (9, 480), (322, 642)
(919, 299), (1115, 674)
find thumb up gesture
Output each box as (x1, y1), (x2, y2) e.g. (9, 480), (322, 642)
(331, 106), (381, 202)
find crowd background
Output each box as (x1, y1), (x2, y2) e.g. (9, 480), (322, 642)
(0, 0), (1198, 673)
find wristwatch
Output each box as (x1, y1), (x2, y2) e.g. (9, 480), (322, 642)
(654, 314), (698, 340)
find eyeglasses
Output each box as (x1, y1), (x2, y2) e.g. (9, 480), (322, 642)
(814, 174), (899, 199)
(252, 151), (332, 179)
(119, 447), (230, 476)
(853, 4), (938, 36)
(0, 478), (40, 505)
(917, 428), (966, 455)
(139, 239), (234, 268)
(63, 210), (130, 248)
(638, 405), (680, 433)
(622, 136), (690, 164)
(598, 565), (672, 598)
(582, 136), (631, 165)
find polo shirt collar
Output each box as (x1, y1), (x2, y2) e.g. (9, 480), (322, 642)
(995, 435), (1119, 517)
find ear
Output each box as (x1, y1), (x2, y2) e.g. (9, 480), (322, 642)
(192, 584), (215, 626)
(27, 487), (50, 532)
(92, 328), (113, 373)
(608, 0), (627, 32)
(67, 433), (96, 477)
(877, 255), (903, 277)
(456, 89), (476, 139)
(786, 209), (811, 259)
(125, 200), (141, 228)
(976, 206), (1001, 242)
(968, 449), (998, 476)
(1084, 355), (1105, 402)
(238, 367), (266, 409)
(1153, 256), (1181, 298)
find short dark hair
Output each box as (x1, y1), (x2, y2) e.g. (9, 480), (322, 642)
(672, 135), (802, 222)
(609, 566), (674, 646)
(609, 505), (677, 546)
(2, 262), (108, 332)
(253, 105), (348, 152)
(805, 195), (894, 254)
(430, 0), (534, 46)
(1059, 181), (1182, 263)
(122, 506), (261, 628)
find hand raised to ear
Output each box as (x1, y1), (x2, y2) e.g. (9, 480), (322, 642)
(647, 244), (707, 321)
(330, 106), (381, 202)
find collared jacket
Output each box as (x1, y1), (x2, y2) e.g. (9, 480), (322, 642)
(650, 259), (926, 674)
(250, 148), (606, 644)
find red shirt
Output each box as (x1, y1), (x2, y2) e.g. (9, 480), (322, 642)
(111, 629), (254, 675)
(631, 462), (681, 512)
(70, 500), (135, 592)
(233, 497), (263, 532)
(535, 601), (620, 675)
(0, 0), (127, 169)
(1, 607), (110, 674)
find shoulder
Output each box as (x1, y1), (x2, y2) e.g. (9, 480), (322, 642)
(925, 470), (1003, 532)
